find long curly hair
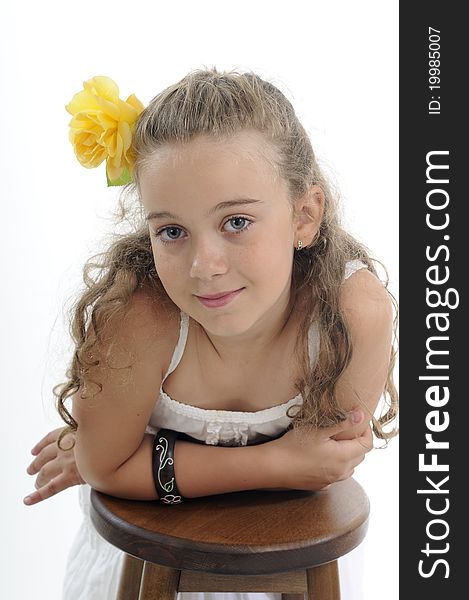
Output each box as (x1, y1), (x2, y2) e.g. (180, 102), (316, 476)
(55, 66), (398, 450)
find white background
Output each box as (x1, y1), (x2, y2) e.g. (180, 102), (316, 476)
(1, 1), (398, 598)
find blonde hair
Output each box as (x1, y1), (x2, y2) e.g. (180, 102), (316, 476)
(55, 66), (398, 450)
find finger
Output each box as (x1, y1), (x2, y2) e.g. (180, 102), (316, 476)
(338, 468), (355, 481)
(350, 453), (366, 470)
(347, 449), (365, 468)
(34, 461), (63, 490)
(358, 426), (374, 451)
(23, 475), (65, 506)
(30, 429), (58, 455)
(30, 427), (64, 455)
(320, 465), (334, 486)
(27, 443), (58, 475)
(23, 491), (44, 506)
(324, 410), (364, 438)
(350, 455), (365, 469)
(335, 436), (371, 462)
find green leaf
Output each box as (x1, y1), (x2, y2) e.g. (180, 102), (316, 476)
(163, 479), (174, 492)
(106, 167), (133, 187)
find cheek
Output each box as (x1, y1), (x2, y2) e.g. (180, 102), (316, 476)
(156, 258), (183, 281)
(154, 259), (186, 305)
(151, 245), (183, 287)
(252, 222), (292, 262)
(242, 235), (292, 280)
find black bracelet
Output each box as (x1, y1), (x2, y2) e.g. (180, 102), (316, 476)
(152, 429), (184, 504)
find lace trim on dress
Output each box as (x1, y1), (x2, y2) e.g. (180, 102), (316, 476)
(158, 389), (303, 423)
(205, 421), (251, 446)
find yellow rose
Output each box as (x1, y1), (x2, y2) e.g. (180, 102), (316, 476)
(65, 76), (145, 185)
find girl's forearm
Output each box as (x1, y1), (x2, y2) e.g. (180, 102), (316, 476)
(91, 434), (283, 500)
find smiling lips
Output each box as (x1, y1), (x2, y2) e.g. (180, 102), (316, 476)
(197, 288), (242, 299)
(195, 288), (244, 308)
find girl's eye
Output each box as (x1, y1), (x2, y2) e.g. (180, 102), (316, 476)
(154, 226), (185, 244)
(223, 216), (252, 233)
(153, 216), (253, 245)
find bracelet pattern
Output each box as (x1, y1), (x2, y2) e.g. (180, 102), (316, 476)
(153, 431), (183, 504)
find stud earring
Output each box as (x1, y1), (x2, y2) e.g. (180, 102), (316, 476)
(296, 240), (303, 251)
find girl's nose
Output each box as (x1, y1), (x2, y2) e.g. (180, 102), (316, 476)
(189, 239), (229, 280)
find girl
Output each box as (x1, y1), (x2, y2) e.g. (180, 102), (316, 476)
(25, 68), (398, 599)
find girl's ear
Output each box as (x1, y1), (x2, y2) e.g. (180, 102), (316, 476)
(293, 185), (325, 246)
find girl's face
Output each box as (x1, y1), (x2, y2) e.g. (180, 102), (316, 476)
(140, 130), (317, 339)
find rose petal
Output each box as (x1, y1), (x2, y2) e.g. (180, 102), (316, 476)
(98, 129), (117, 158)
(118, 98), (140, 123)
(81, 144), (107, 167)
(83, 76), (120, 104)
(94, 112), (116, 130)
(125, 94), (145, 114)
(105, 130), (123, 161)
(65, 90), (101, 115)
(118, 121), (132, 153)
(94, 95), (120, 121)
(106, 158), (124, 182)
(75, 145), (106, 168)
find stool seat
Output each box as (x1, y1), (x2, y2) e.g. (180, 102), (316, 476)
(90, 478), (369, 598)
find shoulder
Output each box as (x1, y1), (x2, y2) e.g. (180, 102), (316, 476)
(94, 285), (180, 378)
(339, 267), (393, 338)
(126, 286), (179, 337)
(123, 286), (181, 373)
(332, 267), (395, 436)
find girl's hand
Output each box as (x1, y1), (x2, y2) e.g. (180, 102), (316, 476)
(23, 427), (85, 506)
(268, 410), (373, 492)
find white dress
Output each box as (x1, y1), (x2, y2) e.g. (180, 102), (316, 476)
(62, 260), (368, 600)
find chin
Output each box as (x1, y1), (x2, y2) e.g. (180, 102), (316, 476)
(196, 311), (255, 337)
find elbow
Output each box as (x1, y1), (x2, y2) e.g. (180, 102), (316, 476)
(75, 452), (117, 494)
(76, 468), (111, 494)
(77, 462), (125, 497)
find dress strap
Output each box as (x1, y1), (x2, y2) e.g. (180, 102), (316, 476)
(344, 259), (368, 281)
(161, 311), (190, 383)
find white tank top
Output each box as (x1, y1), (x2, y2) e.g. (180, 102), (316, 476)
(146, 259), (368, 446)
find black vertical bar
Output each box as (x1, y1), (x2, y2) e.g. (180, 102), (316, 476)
(400, 3), (465, 597)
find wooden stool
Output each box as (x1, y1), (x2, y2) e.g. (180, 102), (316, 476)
(90, 478), (369, 599)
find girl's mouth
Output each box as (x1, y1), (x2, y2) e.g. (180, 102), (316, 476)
(195, 288), (244, 308)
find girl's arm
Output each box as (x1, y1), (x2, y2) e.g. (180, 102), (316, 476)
(330, 268), (395, 441)
(95, 433), (281, 500)
(24, 412), (369, 504)
(88, 413), (370, 500)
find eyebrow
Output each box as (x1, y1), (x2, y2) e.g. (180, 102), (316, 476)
(145, 198), (263, 221)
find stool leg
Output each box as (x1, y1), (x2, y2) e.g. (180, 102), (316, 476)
(117, 553), (144, 599)
(138, 562), (181, 600)
(306, 561), (340, 600)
